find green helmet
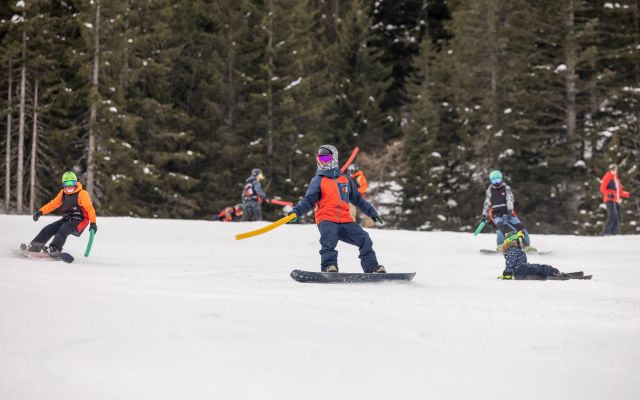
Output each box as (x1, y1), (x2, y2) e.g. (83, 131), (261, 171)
(61, 171), (77, 183)
(504, 230), (524, 244)
(489, 170), (503, 183)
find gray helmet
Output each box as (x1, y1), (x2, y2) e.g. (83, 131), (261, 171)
(251, 168), (263, 177)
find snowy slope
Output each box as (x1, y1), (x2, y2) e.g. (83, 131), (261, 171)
(1, 215), (639, 400)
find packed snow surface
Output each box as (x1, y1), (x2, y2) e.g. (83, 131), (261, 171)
(1, 215), (639, 400)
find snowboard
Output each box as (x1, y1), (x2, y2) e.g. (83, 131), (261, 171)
(290, 269), (416, 283)
(480, 249), (552, 255)
(14, 249), (75, 264)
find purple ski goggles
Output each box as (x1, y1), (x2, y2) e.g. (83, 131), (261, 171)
(317, 154), (333, 163)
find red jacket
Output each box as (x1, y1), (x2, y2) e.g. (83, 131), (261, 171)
(600, 171), (630, 203)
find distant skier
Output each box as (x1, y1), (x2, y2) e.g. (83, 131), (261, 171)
(241, 168), (269, 221)
(25, 171), (97, 253)
(213, 204), (244, 222)
(600, 163), (631, 235)
(480, 170), (533, 252)
(347, 163), (374, 228)
(499, 231), (568, 280)
(289, 145), (386, 273)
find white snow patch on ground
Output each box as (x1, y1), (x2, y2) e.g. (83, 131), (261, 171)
(1, 215), (639, 400)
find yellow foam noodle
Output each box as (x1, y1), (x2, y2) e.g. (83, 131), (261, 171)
(235, 213), (297, 240)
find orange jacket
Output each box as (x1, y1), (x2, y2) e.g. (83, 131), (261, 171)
(40, 182), (97, 225)
(600, 171), (630, 203)
(350, 170), (369, 197)
(291, 168), (379, 225)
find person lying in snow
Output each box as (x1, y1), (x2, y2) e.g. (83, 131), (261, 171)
(499, 231), (562, 280)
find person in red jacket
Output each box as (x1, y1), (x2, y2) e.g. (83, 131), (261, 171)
(600, 163), (631, 235)
(347, 163), (374, 228)
(26, 171), (97, 252)
(289, 145), (385, 273)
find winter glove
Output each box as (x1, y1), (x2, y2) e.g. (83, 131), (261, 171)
(498, 271), (513, 280)
(372, 216), (385, 226)
(264, 196), (271, 204)
(33, 210), (42, 222)
(480, 215), (487, 224)
(287, 212), (298, 223)
(90, 223), (98, 234)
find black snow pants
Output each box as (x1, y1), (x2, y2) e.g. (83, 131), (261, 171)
(31, 218), (83, 251)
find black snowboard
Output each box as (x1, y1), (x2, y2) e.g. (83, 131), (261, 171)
(290, 269), (416, 283)
(14, 249), (75, 264)
(480, 249), (552, 255)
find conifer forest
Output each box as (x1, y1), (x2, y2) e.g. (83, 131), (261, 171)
(1, 0), (639, 234)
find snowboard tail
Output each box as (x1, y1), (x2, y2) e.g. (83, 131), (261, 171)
(14, 249), (75, 264)
(291, 269), (415, 283)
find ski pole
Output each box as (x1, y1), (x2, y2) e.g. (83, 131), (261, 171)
(268, 199), (294, 207)
(473, 220), (486, 236)
(340, 146), (360, 173)
(84, 228), (95, 257)
(235, 213), (297, 240)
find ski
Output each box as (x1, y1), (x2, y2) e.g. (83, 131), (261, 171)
(14, 249), (75, 264)
(480, 249), (552, 255)
(290, 269), (415, 283)
(523, 274), (592, 281)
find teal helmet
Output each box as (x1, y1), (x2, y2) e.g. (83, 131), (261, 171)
(489, 170), (503, 184)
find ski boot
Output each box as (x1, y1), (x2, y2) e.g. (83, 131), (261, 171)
(48, 244), (62, 254)
(21, 242), (46, 252)
(374, 265), (386, 273)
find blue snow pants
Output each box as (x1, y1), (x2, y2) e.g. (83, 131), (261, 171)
(494, 215), (531, 246)
(318, 221), (379, 273)
(514, 263), (559, 280)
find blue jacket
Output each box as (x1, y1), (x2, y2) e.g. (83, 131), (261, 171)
(292, 167), (379, 223)
(503, 246), (528, 275)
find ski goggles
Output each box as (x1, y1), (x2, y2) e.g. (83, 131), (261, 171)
(490, 178), (502, 184)
(63, 180), (77, 187)
(317, 154), (333, 163)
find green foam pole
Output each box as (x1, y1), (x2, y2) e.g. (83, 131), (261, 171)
(84, 229), (95, 257)
(473, 220), (486, 236)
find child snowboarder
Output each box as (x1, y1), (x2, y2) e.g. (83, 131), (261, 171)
(213, 204), (244, 222)
(499, 231), (571, 280)
(289, 145), (385, 273)
(480, 170), (533, 251)
(25, 171), (97, 253)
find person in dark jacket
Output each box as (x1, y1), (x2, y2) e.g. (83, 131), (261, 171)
(600, 163), (631, 235)
(499, 231), (560, 280)
(480, 170), (532, 251)
(26, 171), (98, 253)
(241, 168), (269, 221)
(290, 145), (386, 273)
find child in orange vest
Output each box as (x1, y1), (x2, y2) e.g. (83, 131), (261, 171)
(290, 145), (385, 273)
(26, 171), (97, 253)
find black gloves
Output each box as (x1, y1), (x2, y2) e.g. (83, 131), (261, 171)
(480, 215), (487, 224)
(33, 210), (42, 221)
(90, 223), (98, 234)
(372, 216), (385, 226)
(499, 271), (513, 280)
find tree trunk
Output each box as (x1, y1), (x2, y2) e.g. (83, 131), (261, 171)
(266, 0), (274, 172)
(86, 0), (101, 200)
(16, 28), (27, 214)
(5, 58), (13, 213)
(225, 18), (235, 126)
(29, 77), (38, 214)
(565, 0), (577, 140)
